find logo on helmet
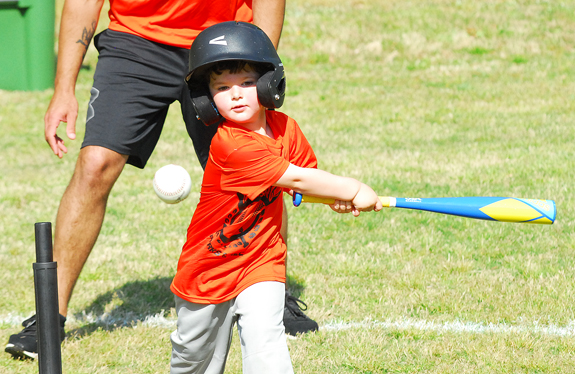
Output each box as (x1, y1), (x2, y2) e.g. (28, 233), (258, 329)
(209, 35), (227, 46)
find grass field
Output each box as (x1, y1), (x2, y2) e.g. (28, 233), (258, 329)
(1, 0), (575, 372)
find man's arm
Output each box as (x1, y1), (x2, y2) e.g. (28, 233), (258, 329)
(44, 0), (105, 158)
(252, 0), (286, 49)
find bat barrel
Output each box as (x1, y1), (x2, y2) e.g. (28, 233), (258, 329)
(395, 197), (556, 224)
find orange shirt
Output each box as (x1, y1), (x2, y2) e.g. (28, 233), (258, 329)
(171, 111), (317, 304)
(108, 0), (253, 48)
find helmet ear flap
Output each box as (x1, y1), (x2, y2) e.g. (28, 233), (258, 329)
(190, 88), (223, 127)
(257, 67), (286, 109)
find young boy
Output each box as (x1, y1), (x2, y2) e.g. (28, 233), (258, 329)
(170, 22), (382, 374)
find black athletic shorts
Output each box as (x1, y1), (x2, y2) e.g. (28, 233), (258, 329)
(83, 29), (217, 169)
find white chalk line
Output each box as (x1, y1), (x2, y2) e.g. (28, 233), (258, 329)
(322, 318), (575, 337)
(2, 312), (575, 337)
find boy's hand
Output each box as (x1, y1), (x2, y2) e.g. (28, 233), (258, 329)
(351, 183), (383, 217)
(329, 200), (353, 214)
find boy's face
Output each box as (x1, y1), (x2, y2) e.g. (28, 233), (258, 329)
(209, 67), (262, 125)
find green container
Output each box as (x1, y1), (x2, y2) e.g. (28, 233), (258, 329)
(0, 0), (55, 91)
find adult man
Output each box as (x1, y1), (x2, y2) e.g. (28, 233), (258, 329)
(6, 0), (317, 360)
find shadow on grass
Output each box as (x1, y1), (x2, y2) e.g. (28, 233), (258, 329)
(67, 275), (308, 339)
(68, 276), (174, 338)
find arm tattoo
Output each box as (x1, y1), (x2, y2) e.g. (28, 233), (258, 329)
(76, 21), (97, 58)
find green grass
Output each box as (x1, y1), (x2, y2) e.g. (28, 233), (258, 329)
(2, 0), (575, 372)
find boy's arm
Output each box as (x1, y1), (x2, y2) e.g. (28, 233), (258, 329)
(274, 164), (382, 216)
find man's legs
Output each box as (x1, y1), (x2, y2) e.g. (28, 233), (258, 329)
(7, 30), (188, 359)
(54, 146), (128, 316)
(5, 146), (127, 359)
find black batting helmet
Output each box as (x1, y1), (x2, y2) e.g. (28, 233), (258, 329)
(186, 21), (286, 126)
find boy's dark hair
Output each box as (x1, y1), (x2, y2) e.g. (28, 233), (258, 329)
(203, 60), (272, 87)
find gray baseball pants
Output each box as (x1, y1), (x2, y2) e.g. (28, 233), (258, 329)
(170, 281), (294, 374)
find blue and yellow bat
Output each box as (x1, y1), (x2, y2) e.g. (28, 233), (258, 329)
(292, 194), (556, 224)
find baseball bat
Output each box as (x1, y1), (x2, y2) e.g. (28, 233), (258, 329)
(292, 193), (556, 224)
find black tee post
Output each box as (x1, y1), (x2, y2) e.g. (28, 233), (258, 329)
(33, 222), (62, 374)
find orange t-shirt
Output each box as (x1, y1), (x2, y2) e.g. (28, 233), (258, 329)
(108, 0), (253, 48)
(171, 111), (318, 304)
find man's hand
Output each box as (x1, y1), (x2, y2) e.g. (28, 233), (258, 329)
(44, 91), (78, 158)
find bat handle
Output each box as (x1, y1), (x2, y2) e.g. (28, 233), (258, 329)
(293, 192), (335, 206)
(293, 192), (393, 207)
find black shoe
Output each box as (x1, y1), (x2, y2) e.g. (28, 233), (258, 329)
(283, 291), (318, 336)
(5, 314), (66, 360)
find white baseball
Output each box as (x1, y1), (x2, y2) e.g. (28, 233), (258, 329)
(153, 164), (192, 204)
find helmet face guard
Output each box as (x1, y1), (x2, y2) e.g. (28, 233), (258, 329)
(186, 21), (286, 126)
